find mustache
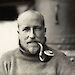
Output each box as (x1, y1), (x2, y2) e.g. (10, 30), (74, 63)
(27, 40), (39, 44)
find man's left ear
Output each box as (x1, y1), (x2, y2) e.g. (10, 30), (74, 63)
(44, 28), (46, 33)
(17, 31), (19, 34)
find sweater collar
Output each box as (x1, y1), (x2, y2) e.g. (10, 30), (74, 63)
(19, 43), (54, 62)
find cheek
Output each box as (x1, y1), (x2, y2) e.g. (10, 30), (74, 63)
(19, 32), (28, 41)
(36, 31), (45, 39)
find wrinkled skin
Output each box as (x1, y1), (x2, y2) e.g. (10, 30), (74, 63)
(17, 10), (46, 54)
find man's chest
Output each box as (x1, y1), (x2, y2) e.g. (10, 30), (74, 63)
(14, 59), (56, 75)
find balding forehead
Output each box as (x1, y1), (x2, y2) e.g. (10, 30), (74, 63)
(18, 10), (43, 19)
(17, 10), (45, 26)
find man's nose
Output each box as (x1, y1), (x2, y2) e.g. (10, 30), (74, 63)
(29, 28), (35, 39)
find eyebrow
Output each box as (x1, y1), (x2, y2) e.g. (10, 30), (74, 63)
(22, 26), (30, 31)
(34, 26), (42, 28)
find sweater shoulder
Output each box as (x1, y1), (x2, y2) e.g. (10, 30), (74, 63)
(48, 47), (71, 63)
(0, 48), (18, 62)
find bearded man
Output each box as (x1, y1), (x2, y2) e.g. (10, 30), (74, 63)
(0, 10), (75, 75)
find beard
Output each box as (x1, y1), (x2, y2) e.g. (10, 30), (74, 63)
(19, 39), (40, 55)
(19, 37), (46, 55)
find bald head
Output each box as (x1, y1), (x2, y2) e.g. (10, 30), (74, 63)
(17, 10), (45, 27)
(17, 10), (46, 54)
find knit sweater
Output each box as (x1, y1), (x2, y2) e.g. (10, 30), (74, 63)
(0, 47), (75, 75)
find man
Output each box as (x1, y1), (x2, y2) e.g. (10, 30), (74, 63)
(0, 10), (75, 75)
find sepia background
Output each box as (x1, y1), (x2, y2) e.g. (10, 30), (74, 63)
(0, 0), (75, 61)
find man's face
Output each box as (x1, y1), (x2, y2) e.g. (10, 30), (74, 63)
(18, 13), (46, 54)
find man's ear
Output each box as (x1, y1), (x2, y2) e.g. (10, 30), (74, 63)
(45, 28), (46, 32)
(17, 31), (19, 34)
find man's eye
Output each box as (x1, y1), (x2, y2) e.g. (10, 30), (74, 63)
(23, 27), (30, 31)
(34, 27), (42, 30)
